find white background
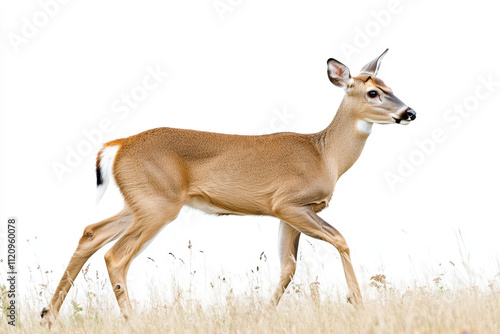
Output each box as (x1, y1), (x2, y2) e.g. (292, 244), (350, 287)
(1, 0), (499, 310)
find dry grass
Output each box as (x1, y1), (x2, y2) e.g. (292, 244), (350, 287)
(2, 278), (500, 333)
(2, 237), (499, 333)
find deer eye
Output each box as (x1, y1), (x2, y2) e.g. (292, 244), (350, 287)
(368, 90), (378, 98)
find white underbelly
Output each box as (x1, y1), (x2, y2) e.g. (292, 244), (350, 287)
(185, 197), (240, 215)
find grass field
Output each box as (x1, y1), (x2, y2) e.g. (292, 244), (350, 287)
(1, 236), (499, 333)
(2, 272), (499, 333)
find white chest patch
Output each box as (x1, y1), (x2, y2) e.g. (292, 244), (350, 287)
(357, 120), (373, 134)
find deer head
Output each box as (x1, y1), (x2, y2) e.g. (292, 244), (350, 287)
(327, 49), (416, 128)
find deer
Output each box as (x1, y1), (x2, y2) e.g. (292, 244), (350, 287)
(41, 49), (416, 326)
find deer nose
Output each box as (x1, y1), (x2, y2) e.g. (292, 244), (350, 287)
(406, 109), (416, 121)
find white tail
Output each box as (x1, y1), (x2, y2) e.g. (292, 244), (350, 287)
(96, 145), (120, 204)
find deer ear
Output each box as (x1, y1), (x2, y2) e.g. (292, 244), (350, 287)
(327, 58), (352, 89)
(359, 48), (389, 77)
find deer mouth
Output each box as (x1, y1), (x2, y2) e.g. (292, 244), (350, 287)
(393, 117), (411, 125)
(393, 108), (416, 125)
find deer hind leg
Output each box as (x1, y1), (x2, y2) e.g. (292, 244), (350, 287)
(271, 220), (301, 306)
(104, 197), (184, 319)
(275, 206), (362, 306)
(41, 207), (133, 327)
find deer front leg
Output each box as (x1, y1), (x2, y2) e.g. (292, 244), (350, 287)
(271, 220), (301, 306)
(274, 205), (362, 306)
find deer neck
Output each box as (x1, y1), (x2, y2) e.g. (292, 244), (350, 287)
(316, 97), (371, 180)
